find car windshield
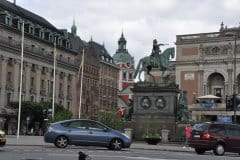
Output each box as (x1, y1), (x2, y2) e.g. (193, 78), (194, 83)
(192, 123), (209, 131)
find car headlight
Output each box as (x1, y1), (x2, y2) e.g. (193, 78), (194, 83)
(0, 131), (5, 138)
(122, 133), (130, 139)
(47, 126), (53, 132)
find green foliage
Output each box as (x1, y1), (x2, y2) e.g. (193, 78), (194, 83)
(143, 133), (161, 139)
(9, 101), (72, 123)
(48, 108), (72, 123)
(9, 101), (44, 123)
(97, 109), (124, 130)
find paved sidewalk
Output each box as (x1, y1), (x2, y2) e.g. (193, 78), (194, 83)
(5, 135), (194, 152)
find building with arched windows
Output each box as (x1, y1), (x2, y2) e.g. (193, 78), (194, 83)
(0, 0), (119, 133)
(175, 22), (240, 123)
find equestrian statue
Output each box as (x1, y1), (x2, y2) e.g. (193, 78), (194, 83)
(134, 39), (175, 82)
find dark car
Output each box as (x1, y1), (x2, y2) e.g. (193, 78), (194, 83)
(189, 122), (240, 156)
(44, 119), (131, 150)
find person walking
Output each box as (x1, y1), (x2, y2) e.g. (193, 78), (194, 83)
(183, 124), (192, 148)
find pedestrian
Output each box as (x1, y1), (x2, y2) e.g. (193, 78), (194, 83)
(183, 123), (192, 148)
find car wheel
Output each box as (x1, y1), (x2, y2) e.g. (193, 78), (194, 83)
(109, 138), (123, 150)
(213, 144), (225, 156)
(54, 136), (68, 148)
(195, 148), (206, 154)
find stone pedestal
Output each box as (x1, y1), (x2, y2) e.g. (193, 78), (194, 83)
(124, 128), (132, 140)
(161, 129), (170, 143)
(131, 82), (179, 140)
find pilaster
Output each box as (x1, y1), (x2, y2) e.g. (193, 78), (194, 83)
(13, 59), (20, 101)
(25, 62), (31, 100)
(63, 73), (68, 107)
(35, 65), (41, 102)
(0, 58), (7, 108)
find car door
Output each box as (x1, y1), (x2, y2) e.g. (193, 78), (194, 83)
(63, 120), (89, 145)
(225, 124), (240, 152)
(84, 121), (111, 146)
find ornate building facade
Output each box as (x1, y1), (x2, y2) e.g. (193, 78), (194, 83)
(113, 33), (135, 109)
(175, 23), (240, 122)
(0, 0), (119, 131)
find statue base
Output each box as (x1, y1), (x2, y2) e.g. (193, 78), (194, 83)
(130, 82), (179, 140)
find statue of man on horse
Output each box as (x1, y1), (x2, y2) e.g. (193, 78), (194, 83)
(134, 39), (175, 82)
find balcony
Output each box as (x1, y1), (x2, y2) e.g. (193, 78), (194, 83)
(6, 82), (14, 91)
(30, 87), (36, 94)
(58, 93), (64, 99)
(67, 94), (72, 100)
(40, 89), (46, 96)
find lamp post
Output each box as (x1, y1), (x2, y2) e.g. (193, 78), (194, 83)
(226, 31), (238, 123)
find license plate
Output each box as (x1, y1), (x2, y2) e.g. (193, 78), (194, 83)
(0, 139), (6, 142)
(193, 135), (200, 138)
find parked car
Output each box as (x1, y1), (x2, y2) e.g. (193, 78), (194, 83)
(44, 119), (131, 150)
(189, 122), (240, 156)
(0, 129), (6, 147)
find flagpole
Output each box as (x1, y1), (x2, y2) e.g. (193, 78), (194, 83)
(79, 49), (84, 119)
(17, 21), (24, 140)
(52, 38), (56, 119)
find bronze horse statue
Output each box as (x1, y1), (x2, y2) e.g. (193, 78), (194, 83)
(134, 47), (175, 82)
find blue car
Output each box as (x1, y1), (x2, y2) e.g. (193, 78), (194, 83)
(44, 119), (131, 150)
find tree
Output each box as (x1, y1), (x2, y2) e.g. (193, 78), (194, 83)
(98, 109), (124, 130)
(9, 101), (72, 128)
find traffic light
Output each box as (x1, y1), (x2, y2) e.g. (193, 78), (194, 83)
(226, 95), (234, 111)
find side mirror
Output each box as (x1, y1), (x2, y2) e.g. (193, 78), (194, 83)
(103, 128), (109, 132)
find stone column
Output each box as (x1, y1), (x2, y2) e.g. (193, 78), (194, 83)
(227, 69), (233, 95)
(71, 75), (77, 116)
(199, 70), (204, 96)
(0, 57), (7, 108)
(55, 70), (59, 104)
(25, 62), (31, 100)
(63, 73), (68, 107)
(46, 68), (51, 102)
(35, 65), (41, 102)
(13, 59), (20, 101)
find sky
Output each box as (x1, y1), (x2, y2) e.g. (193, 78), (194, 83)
(13, 0), (240, 65)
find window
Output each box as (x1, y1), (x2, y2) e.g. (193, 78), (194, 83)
(8, 58), (13, 65)
(41, 80), (45, 89)
(6, 93), (11, 105)
(123, 72), (126, 80)
(63, 120), (84, 128)
(31, 64), (36, 71)
(67, 102), (71, 110)
(129, 73), (133, 80)
(209, 124), (225, 136)
(42, 67), (46, 74)
(7, 72), (12, 82)
(30, 96), (34, 102)
(31, 77), (34, 87)
(226, 125), (240, 136)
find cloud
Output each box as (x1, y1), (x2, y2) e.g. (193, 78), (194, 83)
(15, 0), (240, 65)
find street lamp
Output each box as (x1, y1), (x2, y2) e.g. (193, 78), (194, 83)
(225, 31), (238, 123)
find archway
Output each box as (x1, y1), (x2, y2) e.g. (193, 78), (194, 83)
(207, 73), (225, 100)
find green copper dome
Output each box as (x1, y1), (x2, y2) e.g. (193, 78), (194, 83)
(113, 32), (134, 64)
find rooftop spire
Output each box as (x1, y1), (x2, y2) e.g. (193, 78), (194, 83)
(71, 19), (77, 36)
(118, 31), (127, 52)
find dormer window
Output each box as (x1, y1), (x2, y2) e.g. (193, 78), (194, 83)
(101, 56), (104, 60)
(29, 27), (34, 34)
(212, 46), (220, 54)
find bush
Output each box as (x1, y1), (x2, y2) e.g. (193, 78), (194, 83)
(97, 109), (124, 130)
